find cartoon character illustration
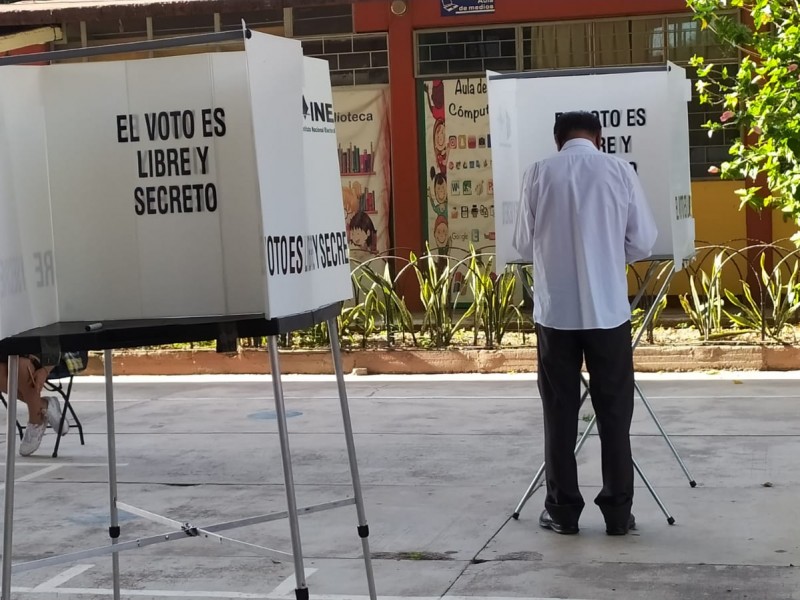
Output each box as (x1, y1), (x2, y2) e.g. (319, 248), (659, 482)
(425, 80), (445, 122)
(433, 215), (449, 251)
(431, 214), (451, 277)
(342, 184), (359, 227)
(429, 167), (448, 218)
(432, 118), (448, 174)
(348, 211), (378, 253)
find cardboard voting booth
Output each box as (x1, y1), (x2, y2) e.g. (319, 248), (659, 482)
(0, 31), (376, 600)
(488, 63), (696, 269)
(0, 31), (351, 341)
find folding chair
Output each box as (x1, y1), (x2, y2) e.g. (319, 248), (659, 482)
(1, 351), (86, 457)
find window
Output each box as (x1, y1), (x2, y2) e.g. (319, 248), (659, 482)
(594, 19), (664, 66)
(523, 23), (591, 70)
(302, 34), (389, 86)
(667, 16), (737, 63)
(686, 65), (740, 178)
(417, 27), (517, 76)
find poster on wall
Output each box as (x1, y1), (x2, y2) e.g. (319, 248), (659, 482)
(332, 86), (391, 266)
(440, 0), (496, 16)
(422, 77), (495, 278)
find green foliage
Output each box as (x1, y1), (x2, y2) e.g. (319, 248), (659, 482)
(679, 252), (726, 337)
(631, 295), (668, 335)
(355, 261), (417, 346)
(724, 254), (800, 339)
(402, 244), (475, 348)
(294, 322), (329, 348)
(688, 0), (800, 238)
(466, 249), (524, 348)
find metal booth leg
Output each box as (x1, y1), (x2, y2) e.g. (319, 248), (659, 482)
(327, 319), (378, 600)
(267, 336), (308, 600)
(2, 355), (20, 600)
(633, 457), (675, 525)
(104, 350), (122, 600)
(635, 381), (696, 487)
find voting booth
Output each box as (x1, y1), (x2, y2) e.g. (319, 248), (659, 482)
(0, 30), (376, 600)
(488, 63), (696, 269)
(487, 65), (698, 524)
(0, 33), (351, 335)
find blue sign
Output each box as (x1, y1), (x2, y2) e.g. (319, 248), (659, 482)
(441, 0), (496, 17)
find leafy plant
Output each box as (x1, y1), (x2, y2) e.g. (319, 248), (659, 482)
(294, 321), (330, 348)
(679, 252), (726, 338)
(631, 295), (668, 338)
(337, 303), (364, 347)
(401, 245), (474, 348)
(688, 0), (800, 239)
(725, 255), (800, 340)
(355, 260), (417, 347)
(466, 249), (523, 348)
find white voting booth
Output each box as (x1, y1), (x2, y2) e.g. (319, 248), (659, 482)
(487, 64), (698, 524)
(0, 34), (350, 334)
(0, 30), (376, 600)
(489, 63), (696, 269)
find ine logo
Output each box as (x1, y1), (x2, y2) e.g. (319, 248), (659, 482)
(302, 96), (335, 124)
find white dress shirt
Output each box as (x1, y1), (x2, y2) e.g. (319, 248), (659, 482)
(513, 138), (658, 330)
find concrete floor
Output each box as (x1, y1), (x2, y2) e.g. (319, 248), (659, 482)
(1, 372), (798, 600)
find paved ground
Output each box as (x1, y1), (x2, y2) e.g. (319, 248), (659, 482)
(1, 372), (799, 600)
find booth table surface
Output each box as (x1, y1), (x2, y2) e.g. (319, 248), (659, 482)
(0, 303), (341, 356)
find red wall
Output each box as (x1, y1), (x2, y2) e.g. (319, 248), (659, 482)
(353, 0), (691, 266)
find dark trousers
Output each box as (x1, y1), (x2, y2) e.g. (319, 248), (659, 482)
(536, 322), (634, 528)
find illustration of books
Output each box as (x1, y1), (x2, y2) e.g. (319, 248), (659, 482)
(346, 180), (378, 214)
(339, 142), (376, 175)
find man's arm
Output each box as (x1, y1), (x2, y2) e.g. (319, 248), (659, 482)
(512, 164), (537, 261)
(624, 167), (658, 264)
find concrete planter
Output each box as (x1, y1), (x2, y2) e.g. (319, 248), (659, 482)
(81, 344), (799, 376)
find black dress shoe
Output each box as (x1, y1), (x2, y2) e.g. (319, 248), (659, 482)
(539, 510), (579, 535)
(606, 513), (636, 536)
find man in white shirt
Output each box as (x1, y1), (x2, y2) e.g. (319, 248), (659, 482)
(513, 111), (657, 536)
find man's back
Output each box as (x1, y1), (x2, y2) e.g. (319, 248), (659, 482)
(513, 138), (657, 330)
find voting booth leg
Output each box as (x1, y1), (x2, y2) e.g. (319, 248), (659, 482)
(635, 381), (696, 487)
(1, 355), (19, 600)
(630, 268), (696, 488)
(104, 350), (122, 600)
(267, 337), (308, 600)
(633, 458), (675, 525)
(327, 319), (378, 600)
(631, 266), (674, 349)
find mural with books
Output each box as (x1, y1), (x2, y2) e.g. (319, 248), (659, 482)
(333, 86), (391, 266)
(422, 77), (495, 290)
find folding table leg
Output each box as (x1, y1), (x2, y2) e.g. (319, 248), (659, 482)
(328, 319), (377, 600)
(2, 355), (19, 600)
(103, 350), (122, 600)
(267, 337), (308, 600)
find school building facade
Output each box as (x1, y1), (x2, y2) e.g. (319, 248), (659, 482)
(0, 0), (792, 271)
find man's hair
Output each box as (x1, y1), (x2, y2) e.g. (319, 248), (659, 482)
(553, 111), (602, 147)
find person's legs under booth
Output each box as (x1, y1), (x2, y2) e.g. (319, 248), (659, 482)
(536, 324), (585, 534)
